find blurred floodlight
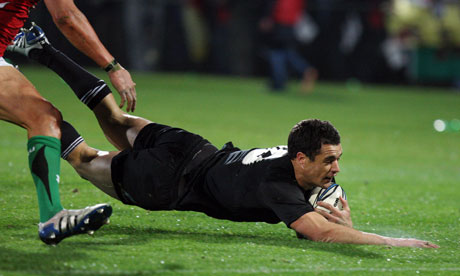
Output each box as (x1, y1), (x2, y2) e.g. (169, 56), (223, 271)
(433, 119), (446, 132)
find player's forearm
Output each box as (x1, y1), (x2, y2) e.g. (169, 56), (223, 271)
(292, 213), (438, 248)
(292, 212), (384, 245)
(318, 227), (438, 248)
(315, 226), (389, 245)
(46, 3), (113, 67)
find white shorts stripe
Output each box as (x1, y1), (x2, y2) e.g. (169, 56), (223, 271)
(0, 57), (14, 67)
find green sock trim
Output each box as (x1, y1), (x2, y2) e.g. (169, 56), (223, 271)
(28, 136), (64, 222)
(27, 135), (61, 152)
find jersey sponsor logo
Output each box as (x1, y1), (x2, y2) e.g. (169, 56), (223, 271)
(242, 146), (287, 165)
(0, 2), (10, 9)
(223, 146), (288, 165)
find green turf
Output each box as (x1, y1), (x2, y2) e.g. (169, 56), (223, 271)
(0, 66), (459, 275)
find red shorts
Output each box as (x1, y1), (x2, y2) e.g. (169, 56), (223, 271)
(0, 1), (39, 56)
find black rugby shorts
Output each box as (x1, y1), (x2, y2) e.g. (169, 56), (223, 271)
(111, 123), (210, 210)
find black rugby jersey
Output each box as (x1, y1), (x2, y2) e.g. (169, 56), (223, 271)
(176, 145), (315, 227)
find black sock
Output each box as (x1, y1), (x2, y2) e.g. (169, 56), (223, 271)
(30, 46), (111, 110)
(60, 121), (84, 160)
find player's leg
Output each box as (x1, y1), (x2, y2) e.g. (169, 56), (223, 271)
(92, 95), (151, 149)
(267, 48), (288, 90)
(7, 24), (151, 150)
(60, 121), (120, 200)
(285, 48), (317, 93)
(66, 144), (120, 200)
(36, 45), (151, 149)
(0, 64), (112, 245)
(0, 65), (64, 223)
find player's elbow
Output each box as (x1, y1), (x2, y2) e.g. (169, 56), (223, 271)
(50, 8), (83, 31)
(52, 12), (75, 28)
(291, 212), (339, 243)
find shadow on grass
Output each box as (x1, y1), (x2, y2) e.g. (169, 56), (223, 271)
(98, 224), (383, 259)
(0, 245), (87, 274)
(0, 223), (441, 275)
(0, 238), (174, 276)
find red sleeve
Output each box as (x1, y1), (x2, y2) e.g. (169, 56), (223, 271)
(0, 1), (38, 56)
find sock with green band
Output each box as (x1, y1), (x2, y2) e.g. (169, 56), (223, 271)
(27, 136), (64, 222)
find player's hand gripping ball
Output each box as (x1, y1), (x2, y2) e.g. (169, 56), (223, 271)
(297, 184), (348, 239)
(308, 183), (346, 213)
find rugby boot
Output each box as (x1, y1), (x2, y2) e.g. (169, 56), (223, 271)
(38, 203), (112, 245)
(7, 22), (49, 57)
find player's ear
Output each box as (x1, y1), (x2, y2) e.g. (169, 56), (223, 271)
(296, 152), (307, 168)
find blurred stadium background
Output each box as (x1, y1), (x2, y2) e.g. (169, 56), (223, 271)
(20, 0), (460, 88)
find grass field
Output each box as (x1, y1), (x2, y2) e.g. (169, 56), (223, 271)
(0, 66), (459, 275)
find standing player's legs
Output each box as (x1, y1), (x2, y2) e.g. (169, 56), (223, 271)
(7, 25), (149, 201)
(0, 63), (112, 245)
(0, 65), (64, 223)
(267, 48), (288, 91)
(285, 48), (317, 93)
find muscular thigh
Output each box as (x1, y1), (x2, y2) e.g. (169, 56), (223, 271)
(0, 66), (60, 137)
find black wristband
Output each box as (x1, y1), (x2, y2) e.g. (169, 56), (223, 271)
(104, 59), (119, 72)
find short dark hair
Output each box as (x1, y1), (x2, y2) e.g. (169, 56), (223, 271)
(287, 119), (341, 160)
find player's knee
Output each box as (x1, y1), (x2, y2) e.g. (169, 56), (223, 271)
(40, 101), (62, 128)
(28, 99), (63, 137)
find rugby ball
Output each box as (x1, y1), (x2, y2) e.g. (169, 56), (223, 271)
(308, 183), (347, 213)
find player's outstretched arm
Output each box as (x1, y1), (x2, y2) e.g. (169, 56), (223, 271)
(43, 0), (137, 112)
(291, 212), (439, 248)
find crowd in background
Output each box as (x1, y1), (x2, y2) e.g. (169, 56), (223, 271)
(23, 0), (460, 88)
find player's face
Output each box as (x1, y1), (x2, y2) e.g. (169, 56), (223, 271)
(298, 144), (342, 189)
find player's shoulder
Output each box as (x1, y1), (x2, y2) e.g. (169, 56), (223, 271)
(262, 146), (295, 184)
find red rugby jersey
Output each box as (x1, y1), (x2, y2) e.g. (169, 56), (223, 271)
(0, 0), (40, 56)
(272, 0), (304, 26)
